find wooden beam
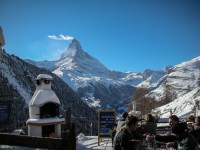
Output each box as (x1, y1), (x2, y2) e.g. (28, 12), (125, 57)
(0, 133), (65, 150)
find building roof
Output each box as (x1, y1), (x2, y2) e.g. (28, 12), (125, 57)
(36, 74), (53, 80)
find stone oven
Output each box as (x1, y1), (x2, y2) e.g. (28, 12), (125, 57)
(26, 74), (65, 137)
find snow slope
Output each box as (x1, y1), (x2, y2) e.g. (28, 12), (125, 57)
(153, 87), (200, 118)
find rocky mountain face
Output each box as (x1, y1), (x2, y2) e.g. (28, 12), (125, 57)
(0, 52), (97, 134)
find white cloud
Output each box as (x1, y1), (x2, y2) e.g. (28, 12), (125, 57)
(48, 34), (74, 41)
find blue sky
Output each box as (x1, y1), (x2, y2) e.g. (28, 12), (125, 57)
(0, 0), (200, 72)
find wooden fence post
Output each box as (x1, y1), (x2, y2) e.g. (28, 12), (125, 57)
(62, 106), (76, 150)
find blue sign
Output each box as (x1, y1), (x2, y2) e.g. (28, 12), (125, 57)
(99, 110), (116, 137)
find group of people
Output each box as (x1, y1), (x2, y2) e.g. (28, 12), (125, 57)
(111, 112), (200, 150)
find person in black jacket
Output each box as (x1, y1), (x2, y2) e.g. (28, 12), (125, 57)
(166, 122), (199, 150)
(113, 115), (140, 150)
(146, 115), (180, 148)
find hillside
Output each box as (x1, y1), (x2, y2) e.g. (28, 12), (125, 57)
(0, 51), (97, 134)
(153, 87), (200, 118)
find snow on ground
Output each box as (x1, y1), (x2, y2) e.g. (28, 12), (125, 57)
(0, 134), (113, 150)
(76, 133), (113, 150)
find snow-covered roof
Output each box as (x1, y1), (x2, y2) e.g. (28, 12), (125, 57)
(36, 74), (53, 80)
(29, 90), (60, 106)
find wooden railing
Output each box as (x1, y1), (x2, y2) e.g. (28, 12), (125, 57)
(0, 123), (75, 150)
(0, 133), (63, 149)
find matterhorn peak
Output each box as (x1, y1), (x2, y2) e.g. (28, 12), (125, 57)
(68, 38), (83, 51)
(60, 38), (84, 59)
(56, 38), (110, 78)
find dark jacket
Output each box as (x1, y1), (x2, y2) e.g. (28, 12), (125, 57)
(113, 128), (135, 150)
(142, 122), (157, 135)
(156, 134), (176, 143)
(156, 134), (177, 149)
(190, 126), (200, 144)
(172, 133), (199, 150)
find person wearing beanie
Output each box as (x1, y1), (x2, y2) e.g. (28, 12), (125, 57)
(166, 122), (199, 150)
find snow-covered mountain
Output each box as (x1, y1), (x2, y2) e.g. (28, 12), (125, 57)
(0, 51), (97, 133)
(150, 57), (200, 117)
(26, 39), (170, 111)
(153, 86), (200, 118)
(148, 56), (200, 99)
(2, 37), (200, 119)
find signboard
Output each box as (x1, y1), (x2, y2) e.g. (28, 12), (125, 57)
(0, 103), (10, 125)
(98, 110), (116, 145)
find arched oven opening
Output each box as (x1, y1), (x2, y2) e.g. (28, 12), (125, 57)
(40, 103), (59, 118)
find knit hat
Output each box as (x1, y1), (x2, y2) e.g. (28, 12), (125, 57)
(172, 122), (187, 134)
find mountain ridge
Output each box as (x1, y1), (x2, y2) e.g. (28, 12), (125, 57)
(26, 39), (169, 89)
(25, 39), (200, 116)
